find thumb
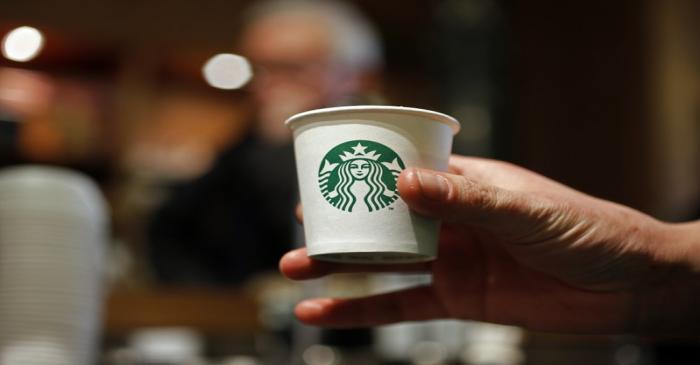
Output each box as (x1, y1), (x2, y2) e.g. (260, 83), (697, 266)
(398, 168), (549, 237)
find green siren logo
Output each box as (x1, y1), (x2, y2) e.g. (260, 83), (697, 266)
(318, 140), (405, 212)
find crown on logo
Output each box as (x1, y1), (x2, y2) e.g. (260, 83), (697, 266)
(339, 142), (381, 162)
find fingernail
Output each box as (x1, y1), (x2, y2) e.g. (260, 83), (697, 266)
(297, 300), (324, 316)
(416, 170), (449, 201)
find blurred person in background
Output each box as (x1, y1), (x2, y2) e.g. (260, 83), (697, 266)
(147, 0), (383, 285)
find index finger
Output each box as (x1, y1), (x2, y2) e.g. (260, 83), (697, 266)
(295, 203), (303, 223)
(280, 248), (431, 280)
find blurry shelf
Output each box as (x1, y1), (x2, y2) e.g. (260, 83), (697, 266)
(103, 288), (261, 335)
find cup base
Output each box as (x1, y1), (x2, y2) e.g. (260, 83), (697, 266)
(309, 251), (435, 264)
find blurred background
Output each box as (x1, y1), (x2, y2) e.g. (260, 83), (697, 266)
(0, 0), (699, 364)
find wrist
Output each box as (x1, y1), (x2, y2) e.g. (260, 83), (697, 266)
(651, 220), (700, 281)
(635, 220), (700, 335)
(671, 220), (700, 271)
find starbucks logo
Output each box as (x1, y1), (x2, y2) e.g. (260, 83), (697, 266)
(318, 140), (405, 212)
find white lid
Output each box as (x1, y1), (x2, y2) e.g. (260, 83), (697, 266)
(285, 105), (460, 134)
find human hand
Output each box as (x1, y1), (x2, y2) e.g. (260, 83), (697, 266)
(281, 156), (698, 334)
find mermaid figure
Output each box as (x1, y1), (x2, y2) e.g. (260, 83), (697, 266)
(327, 158), (396, 212)
(319, 142), (402, 212)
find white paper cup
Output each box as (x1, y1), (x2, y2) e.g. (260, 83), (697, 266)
(286, 106), (460, 263)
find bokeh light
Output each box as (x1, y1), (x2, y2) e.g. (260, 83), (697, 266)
(202, 53), (252, 90)
(1, 26), (44, 62)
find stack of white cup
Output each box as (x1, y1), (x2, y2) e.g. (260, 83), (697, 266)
(0, 166), (107, 365)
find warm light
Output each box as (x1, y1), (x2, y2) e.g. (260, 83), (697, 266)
(1, 26), (44, 62)
(202, 53), (252, 90)
(302, 345), (336, 365)
(410, 341), (447, 365)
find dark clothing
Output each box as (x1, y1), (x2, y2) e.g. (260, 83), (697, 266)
(148, 136), (297, 285)
(0, 118), (22, 167)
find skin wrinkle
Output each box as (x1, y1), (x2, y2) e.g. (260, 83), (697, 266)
(524, 201), (664, 293)
(491, 172), (647, 289)
(600, 220), (648, 286)
(582, 206), (661, 290)
(511, 218), (635, 291)
(471, 230), (630, 332)
(623, 216), (691, 332)
(448, 176), (498, 223)
(449, 157), (568, 194)
(642, 223), (695, 287)
(562, 218), (612, 284)
(426, 173), (644, 322)
(500, 197), (572, 246)
(283, 156), (700, 335)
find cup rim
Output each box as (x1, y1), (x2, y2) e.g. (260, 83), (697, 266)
(285, 105), (460, 134)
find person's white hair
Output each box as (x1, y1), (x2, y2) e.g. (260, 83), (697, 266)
(241, 0), (383, 72)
